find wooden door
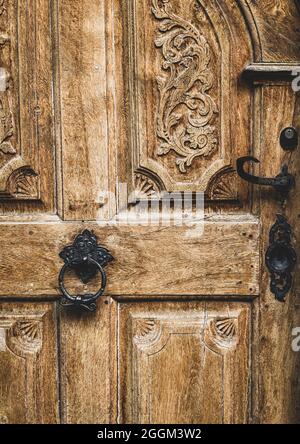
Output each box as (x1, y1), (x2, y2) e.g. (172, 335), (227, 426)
(0, 0), (300, 424)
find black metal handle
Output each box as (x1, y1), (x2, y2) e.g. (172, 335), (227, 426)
(236, 156), (295, 199)
(58, 230), (114, 312)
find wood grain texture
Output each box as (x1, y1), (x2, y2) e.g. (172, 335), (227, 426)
(0, 219), (259, 297)
(59, 298), (111, 424)
(246, 0), (300, 62)
(117, 300), (250, 424)
(0, 302), (58, 424)
(1, 0), (300, 426)
(0, 0), (55, 215)
(55, 0), (116, 221)
(252, 84), (300, 424)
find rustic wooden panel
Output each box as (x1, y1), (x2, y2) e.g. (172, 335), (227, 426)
(0, 302), (58, 424)
(0, 219), (259, 297)
(115, 0), (251, 203)
(55, 0), (118, 221)
(117, 301), (250, 424)
(0, 0), (55, 214)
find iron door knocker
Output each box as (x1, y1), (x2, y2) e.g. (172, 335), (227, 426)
(58, 230), (114, 312)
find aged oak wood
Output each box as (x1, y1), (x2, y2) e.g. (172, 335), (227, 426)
(0, 0), (300, 424)
(0, 219), (259, 297)
(0, 302), (58, 424)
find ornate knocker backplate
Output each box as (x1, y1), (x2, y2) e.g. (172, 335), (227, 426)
(265, 215), (297, 302)
(58, 230), (114, 312)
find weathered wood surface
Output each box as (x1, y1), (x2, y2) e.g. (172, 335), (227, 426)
(0, 0), (300, 425)
(0, 219), (259, 297)
(0, 302), (58, 424)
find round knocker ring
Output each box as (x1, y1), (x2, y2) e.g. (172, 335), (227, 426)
(58, 230), (114, 312)
(59, 257), (107, 312)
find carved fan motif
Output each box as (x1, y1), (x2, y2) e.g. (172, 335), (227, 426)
(134, 173), (161, 200)
(152, 0), (218, 173)
(6, 167), (39, 198)
(207, 169), (238, 201)
(204, 317), (238, 353)
(134, 319), (156, 339)
(214, 318), (237, 340)
(13, 321), (41, 342)
(7, 319), (43, 355)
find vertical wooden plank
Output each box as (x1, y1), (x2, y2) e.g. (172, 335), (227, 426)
(257, 84), (300, 423)
(59, 297), (111, 423)
(57, 0), (111, 221)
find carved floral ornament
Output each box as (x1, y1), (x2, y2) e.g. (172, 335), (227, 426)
(152, 0), (218, 173)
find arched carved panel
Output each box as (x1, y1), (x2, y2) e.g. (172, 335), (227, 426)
(0, 0), (53, 208)
(118, 301), (250, 424)
(120, 0), (253, 201)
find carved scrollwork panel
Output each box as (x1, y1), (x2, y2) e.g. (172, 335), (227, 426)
(152, 0), (218, 173)
(123, 0), (252, 199)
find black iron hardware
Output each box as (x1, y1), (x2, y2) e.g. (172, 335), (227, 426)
(280, 127), (298, 151)
(58, 230), (114, 312)
(236, 156), (295, 200)
(265, 214), (297, 302)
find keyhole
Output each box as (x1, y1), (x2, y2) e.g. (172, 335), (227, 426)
(280, 127), (298, 151)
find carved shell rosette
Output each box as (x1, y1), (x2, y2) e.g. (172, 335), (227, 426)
(7, 320), (43, 355)
(207, 168), (238, 201)
(6, 167), (39, 199)
(133, 318), (161, 345)
(204, 317), (238, 353)
(134, 173), (161, 201)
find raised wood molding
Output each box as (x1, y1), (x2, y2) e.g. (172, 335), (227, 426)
(243, 63), (300, 81)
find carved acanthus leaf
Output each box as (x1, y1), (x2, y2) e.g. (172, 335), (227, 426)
(152, 0), (218, 173)
(0, 6), (15, 156)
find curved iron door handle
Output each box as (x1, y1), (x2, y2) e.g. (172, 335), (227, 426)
(58, 230), (114, 312)
(236, 156), (295, 198)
